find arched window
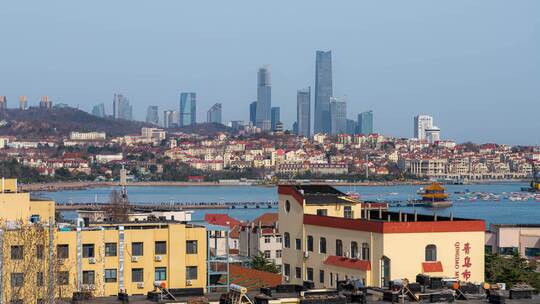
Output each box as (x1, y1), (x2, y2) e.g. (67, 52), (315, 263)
(362, 242), (370, 261)
(425, 244), (437, 261)
(351, 242), (359, 259)
(285, 200), (291, 213)
(319, 237), (326, 254)
(284, 232), (290, 248)
(336, 239), (343, 257)
(307, 235), (314, 252)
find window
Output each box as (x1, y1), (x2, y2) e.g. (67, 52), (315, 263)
(344, 206), (353, 218)
(284, 233), (290, 248)
(82, 271), (95, 285)
(285, 200), (291, 213)
(295, 238), (302, 250)
(57, 271), (69, 285)
(11, 246), (23, 260)
(425, 244), (437, 261)
(155, 267), (167, 281)
(82, 244), (95, 258)
(319, 270), (325, 284)
(264, 236), (271, 243)
(11, 273), (24, 287)
(132, 242), (144, 256)
(319, 237), (327, 254)
(330, 272), (334, 286)
(155, 241), (167, 255)
(307, 267), (313, 281)
(30, 214), (40, 223)
(525, 247), (540, 257)
(132, 268), (144, 282)
(36, 245), (44, 260)
(186, 266), (198, 280)
(186, 240), (198, 254)
(276, 236), (282, 243)
(105, 243), (117, 257)
(295, 267), (302, 279)
(351, 242), (359, 259)
(37, 272), (44, 286)
(336, 239), (343, 256)
(499, 247), (518, 255)
(57, 244), (69, 259)
(362, 243), (370, 261)
(264, 250), (271, 259)
(276, 250), (282, 258)
(284, 264), (290, 277)
(307, 235), (314, 252)
(105, 269), (117, 283)
(316, 209), (328, 216)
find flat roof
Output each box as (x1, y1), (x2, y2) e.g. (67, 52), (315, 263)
(282, 184), (357, 205)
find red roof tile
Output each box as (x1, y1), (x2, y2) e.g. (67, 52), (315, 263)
(323, 256), (371, 271)
(251, 213), (278, 226)
(422, 261), (443, 273)
(204, 214), (241, 228)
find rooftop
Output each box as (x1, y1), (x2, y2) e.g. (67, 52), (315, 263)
(280, 184), (359, 205)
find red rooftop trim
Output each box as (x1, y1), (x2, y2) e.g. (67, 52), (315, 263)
(422, 261), (443, 273)
(304, 214), (485, 234)
(324, 256), (371, 271)
(278, 185), (304, 206)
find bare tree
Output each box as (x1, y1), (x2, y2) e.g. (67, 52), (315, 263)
(0, 220), (76, 303)
(104, 189), (130, 223)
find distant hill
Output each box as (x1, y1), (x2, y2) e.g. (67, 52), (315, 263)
(0, 107), (150, 138)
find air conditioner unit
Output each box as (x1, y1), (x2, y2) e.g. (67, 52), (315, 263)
(88, 258), (97, 264)
(303, 251), (309, 259)
(137, 282), (144, 289)
(284, 275), (290, 282)
(186, 280), (193, 286)
(132, 256), (139, 262)
(345, 251), (350, 258)
(154, 255), (163, 262)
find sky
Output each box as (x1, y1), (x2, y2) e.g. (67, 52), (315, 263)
(0, 1), (539, 145)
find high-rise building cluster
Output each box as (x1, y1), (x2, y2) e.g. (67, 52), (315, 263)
(39, 96), (53, 109)
(92, 103), (106, 117)
(414, 114), (441, 143)
(163, 109), (179, 128)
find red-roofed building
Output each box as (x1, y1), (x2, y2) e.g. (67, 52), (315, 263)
(239, 213), (282, 268)
(279, 184), (485, 288)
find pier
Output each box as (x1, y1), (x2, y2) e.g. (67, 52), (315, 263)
(55, 201), (279, 211)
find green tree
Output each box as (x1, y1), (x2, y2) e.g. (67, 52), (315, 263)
(485, 253), (540, 291)
(251, 251), (281, 274)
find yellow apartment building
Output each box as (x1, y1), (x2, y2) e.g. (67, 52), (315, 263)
(0, 178), (207, 303)
(279, 185), (485, 288)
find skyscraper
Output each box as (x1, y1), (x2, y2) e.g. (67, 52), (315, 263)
(255, 65), (272, 131)
(414, 115), (434, 140)
(113, 93), (132, 120)
(358, 111), (374, 135)
(296, 87), (311, 137)
(329, 97), (346, 135)
(179, 92), (196, 126)
(18, 96), (27, 110)
(92, 103), (106, 117)
(0, 96), (6, 110)
(146, 105), (159, 125)
(271, 107), (280, 131)
(249, 101), (257, 125)
(314, 50), (333, 134)
(39, 96), (53, 109)
(346, 119), (357, 135)
(207, 103), (222, 124)
(163, 110), (176, 128)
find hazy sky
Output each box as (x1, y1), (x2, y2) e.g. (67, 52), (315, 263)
(1, 1), (539, 145)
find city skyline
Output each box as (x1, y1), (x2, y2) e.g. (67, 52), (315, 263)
(1, 1), (538, 144)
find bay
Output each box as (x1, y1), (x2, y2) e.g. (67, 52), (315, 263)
(34, 182), (540, 225)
